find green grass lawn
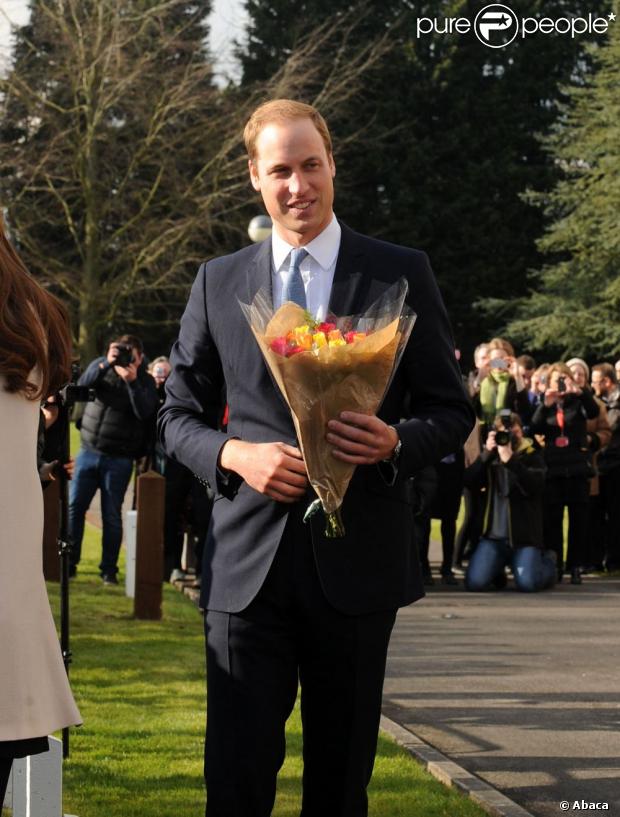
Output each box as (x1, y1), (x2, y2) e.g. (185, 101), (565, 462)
(37, 523), (489, 817)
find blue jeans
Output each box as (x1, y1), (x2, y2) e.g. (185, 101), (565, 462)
(466, 538), (556, 593)
(69, 448), (133, 576)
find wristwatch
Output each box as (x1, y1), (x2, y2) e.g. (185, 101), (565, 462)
(383, 431), (402, 464)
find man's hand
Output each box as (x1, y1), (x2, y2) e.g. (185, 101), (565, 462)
(107, 343), (122, 365)
(544, 388), (560, 407)
(485, 430), (498, 452)
(497, 443), (513, 463)
(114, 361), (139, 383)
(326, 412), (398, 465)
(219, 440), (308, 503)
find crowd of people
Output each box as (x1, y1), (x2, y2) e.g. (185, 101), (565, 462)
(417, 338), (620, 591)
(40, 330), (620, 594)
(39, 337), (213, 587)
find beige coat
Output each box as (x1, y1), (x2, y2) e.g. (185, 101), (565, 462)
(0, 377), (81, 740)
(588, 397), (612, 497)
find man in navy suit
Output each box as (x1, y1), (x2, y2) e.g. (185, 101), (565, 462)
(159, 99), (474, 817)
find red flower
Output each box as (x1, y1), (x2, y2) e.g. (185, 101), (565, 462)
(317, 321), (336, 334)
(270, 337), (288, 356)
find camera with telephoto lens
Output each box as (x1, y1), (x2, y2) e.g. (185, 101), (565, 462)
(494, 409), (513, 447)
(56, 362), (95, 408)
(113, 343), (134, 368)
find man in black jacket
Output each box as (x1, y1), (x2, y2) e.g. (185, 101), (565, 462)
(159, 99), (474, 817)
(69, 334), (158, 583)
(465, 412), (556, 592)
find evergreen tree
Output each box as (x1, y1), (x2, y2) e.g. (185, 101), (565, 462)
(501, 3), (620, 359)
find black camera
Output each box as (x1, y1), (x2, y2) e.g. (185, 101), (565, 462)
(113, 343), (134, 368)
(558, 375), (567, 393)
(494, 409), (513, 446)
(56, 363), (95, 408)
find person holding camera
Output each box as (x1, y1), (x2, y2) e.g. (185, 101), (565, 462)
(0, 216), (81, 801)
(464, 411), (556, 592)
(530, 363), (600, 584)
(68, 334), (158, 583)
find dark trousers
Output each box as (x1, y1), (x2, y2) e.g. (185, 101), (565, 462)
(543, 477), (589, 570)
(163, 458), (194, 577)
(455, 485), (484, 564)
(0, 758), (11, 806)
(586, 494), (606, 568)
(601, 469), (620, 570)
(203, 507), (396, 817)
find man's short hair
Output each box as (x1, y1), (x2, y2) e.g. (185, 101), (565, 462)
(517, 354), (536, 370)
(112, 333), (143, 355)
(244, 99), (333, 163)
(494, 412), (522, 429)
(592, 362), (617, 384)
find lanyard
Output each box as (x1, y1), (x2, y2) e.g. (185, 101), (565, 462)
(556, 401), (565, 434)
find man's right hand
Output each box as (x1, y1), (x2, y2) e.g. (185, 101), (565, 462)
(219, 440), (308, 503)
(107, 343), (121, 365)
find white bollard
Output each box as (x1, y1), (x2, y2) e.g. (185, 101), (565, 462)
(125, 508), (138, 598)
(3, 736), (65, 817)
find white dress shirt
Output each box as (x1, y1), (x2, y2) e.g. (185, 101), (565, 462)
(271, 214), (341, 322)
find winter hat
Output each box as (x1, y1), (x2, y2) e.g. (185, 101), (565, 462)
(566, 357), (590, 380)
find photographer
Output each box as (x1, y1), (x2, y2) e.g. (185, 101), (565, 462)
(68, 334), (158, 583)
(464, 411), (555, 592)
(530, 363), (599, 584)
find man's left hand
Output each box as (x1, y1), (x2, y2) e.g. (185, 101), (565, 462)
(115, 362), (139, 383)
(327, 412), (399, 465)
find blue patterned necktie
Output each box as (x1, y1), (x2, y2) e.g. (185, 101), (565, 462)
(282, 247), (308, 309)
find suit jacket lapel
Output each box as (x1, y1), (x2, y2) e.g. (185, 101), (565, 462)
(328, 221), (370, 318)
(245, 236), (273, 305)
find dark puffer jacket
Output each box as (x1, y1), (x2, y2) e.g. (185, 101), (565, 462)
(465, 438), (546, 549)
(78, 357), (158, 458)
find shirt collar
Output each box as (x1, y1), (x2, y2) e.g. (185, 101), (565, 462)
(271, 214), (341, 272)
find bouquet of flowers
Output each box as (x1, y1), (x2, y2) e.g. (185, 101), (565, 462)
(240, 278), (416, 537)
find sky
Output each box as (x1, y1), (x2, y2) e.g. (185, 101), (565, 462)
(0, 0), (247, 80)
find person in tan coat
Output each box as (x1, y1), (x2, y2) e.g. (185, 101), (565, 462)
(567, 358), (611, 571)
(0, 215), (81, 802)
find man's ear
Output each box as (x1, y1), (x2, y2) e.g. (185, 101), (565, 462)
(249, 159), (261, 192)
(329, 153), (336, 179)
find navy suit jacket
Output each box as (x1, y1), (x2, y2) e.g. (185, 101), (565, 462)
(158, 222), (474, 614)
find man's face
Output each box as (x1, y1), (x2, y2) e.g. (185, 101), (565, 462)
(511, 422), (523, 445)
(474, 345), (489, 372)
(519, 365), (534, 390)
(591, 371), (610, 397)
(249, 117), (336, 246)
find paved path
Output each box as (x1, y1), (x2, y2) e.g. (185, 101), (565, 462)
(383, 552), (620, 817)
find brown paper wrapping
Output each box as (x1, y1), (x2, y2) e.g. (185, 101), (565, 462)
(241, 279), (416, 534)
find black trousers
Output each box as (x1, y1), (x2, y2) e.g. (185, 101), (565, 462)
(203, 507), (397, 817)
(0, 758), (11, 807)
(543, 476), (589, 570)
(455, 485), (485, 564)
(601, 469), (620, 570)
